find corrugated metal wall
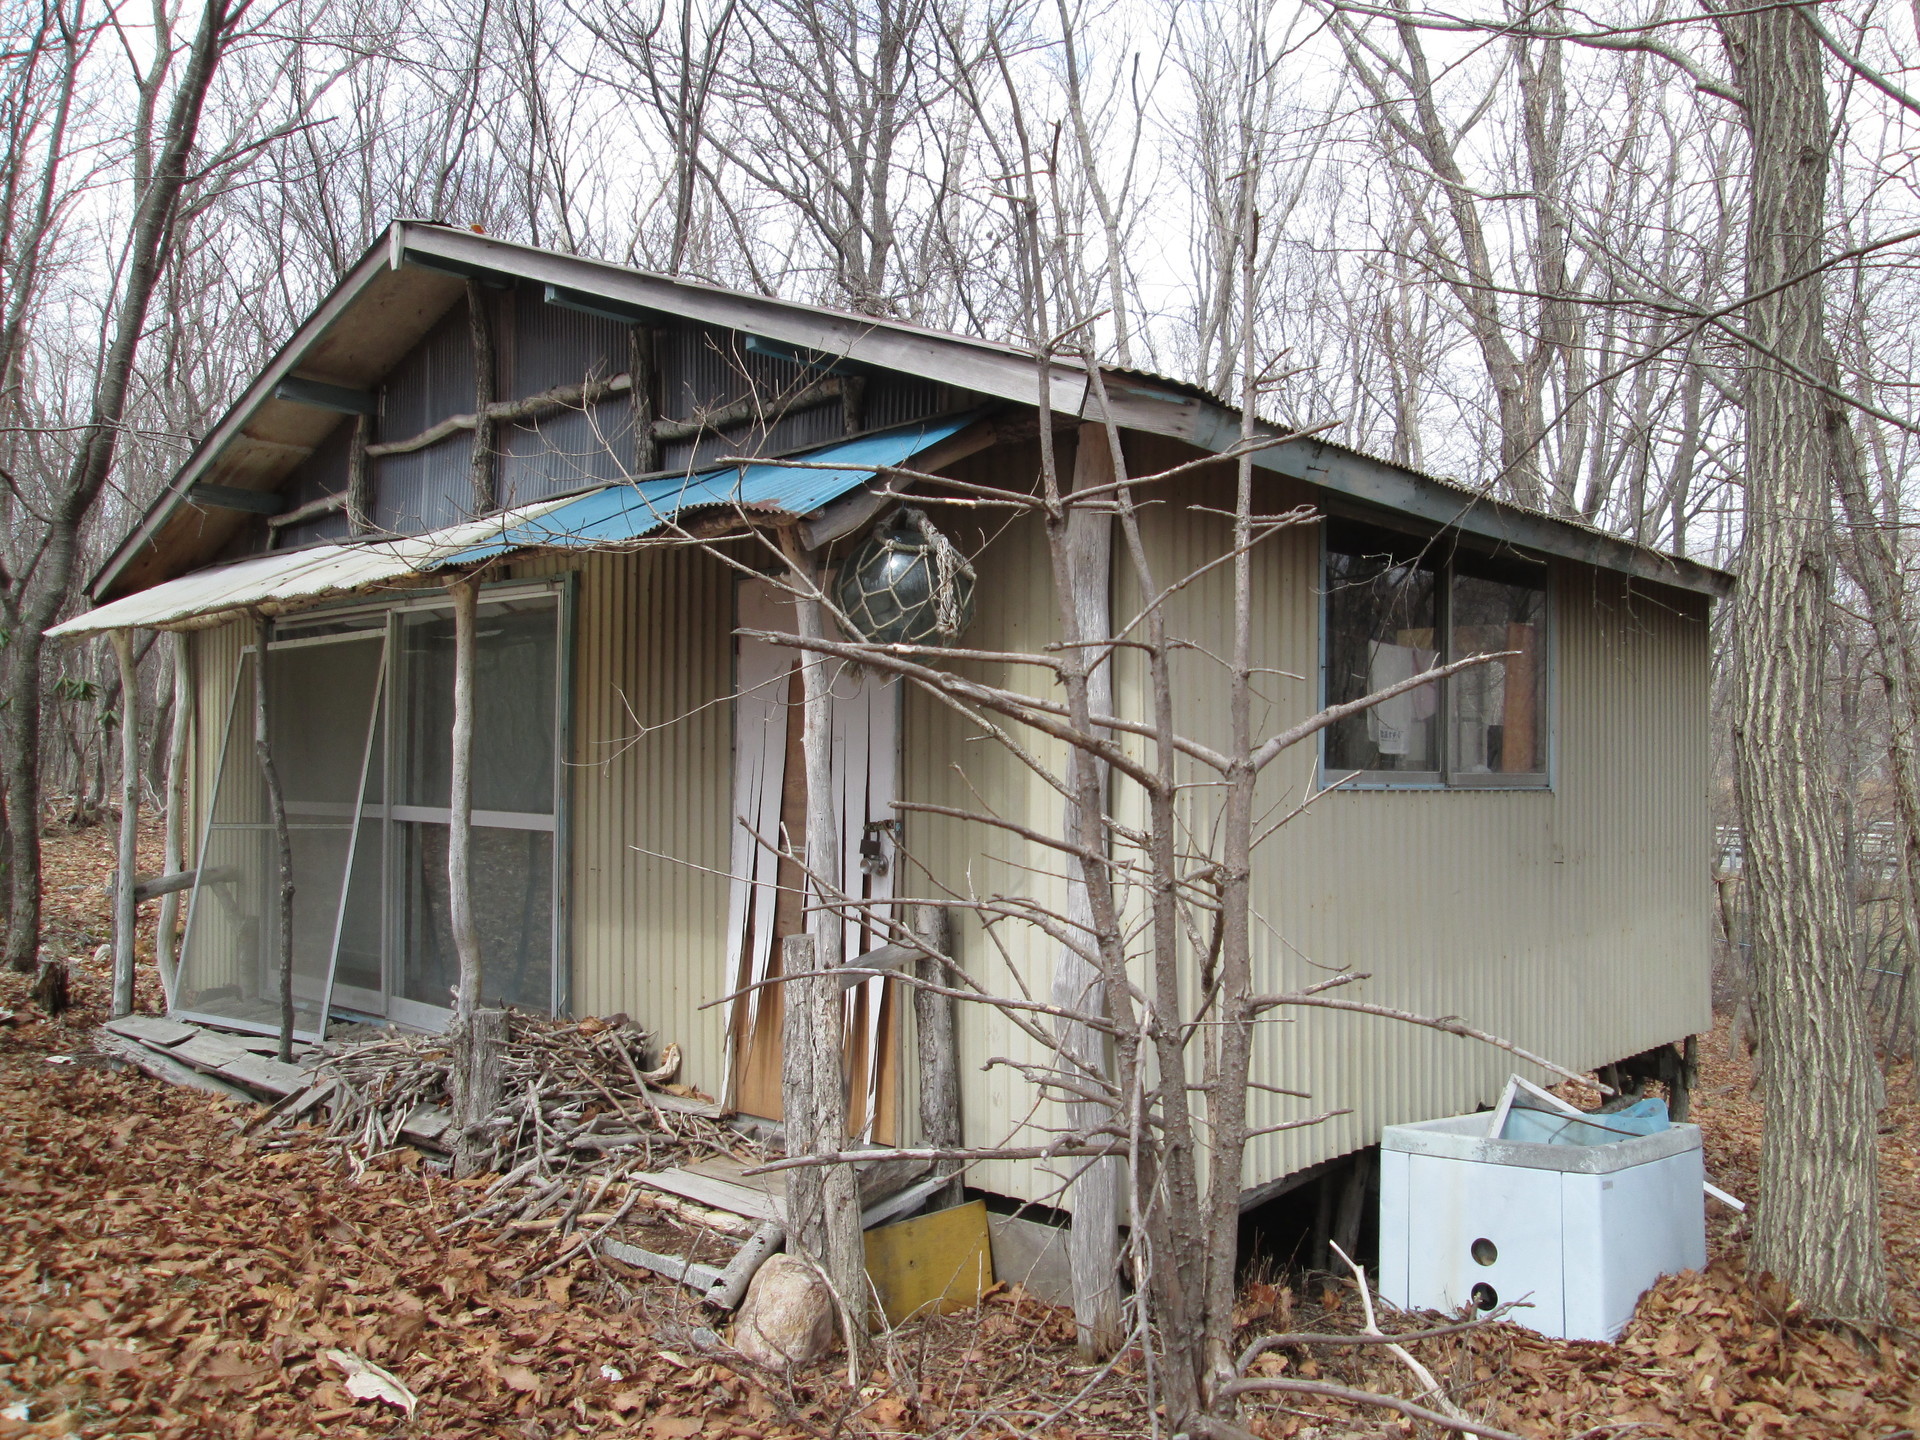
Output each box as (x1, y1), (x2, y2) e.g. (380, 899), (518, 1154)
(899, 434), (1713, 1205)
(506, 546), (737, 1089)
(185, 619), (246, 857)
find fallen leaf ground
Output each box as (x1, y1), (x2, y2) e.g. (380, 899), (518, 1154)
(0, 820), (1915, 1437)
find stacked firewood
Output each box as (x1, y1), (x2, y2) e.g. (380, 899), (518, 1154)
(302, 1014), (758, 1258)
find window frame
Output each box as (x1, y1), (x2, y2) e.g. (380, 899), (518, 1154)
(1318, 518), (1555, 792)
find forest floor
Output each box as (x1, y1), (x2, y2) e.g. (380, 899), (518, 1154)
(0, 820), (1915, 1438)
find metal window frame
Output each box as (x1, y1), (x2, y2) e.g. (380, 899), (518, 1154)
(236, 576), (572, 1032)
(1318, 520), (1556, 793)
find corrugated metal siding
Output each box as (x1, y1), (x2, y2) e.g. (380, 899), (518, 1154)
(372, 305), (476, 533)
(900, 435), (1713, 1206)
(278, 420), (354, 548)
(184, 619), (246, 879)
(498, 285), (633, 505)
(506, 546), (736, 1094)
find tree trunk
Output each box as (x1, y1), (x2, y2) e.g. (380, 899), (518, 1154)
(1055, 425), (1123, 1359)
(110, 629), (139, 1018)
(1719, 2), (1889, 1323)
(782, 931), (825, 1257)
(791, 558), (865, 1321)
(0, 0), (238, 973)
(252, 617), (296, 1063)
(1823, 360), (1920, 1084)
(155, 631), (190, 1000)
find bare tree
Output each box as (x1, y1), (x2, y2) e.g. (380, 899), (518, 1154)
(0, 0), (252, 972)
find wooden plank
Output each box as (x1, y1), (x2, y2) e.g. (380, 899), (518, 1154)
(400, 1104), (454, 1148)
(92, 1030), (258, 1105)
(862, 1199), (993, 1328)
(171, 1032), (262, 1073)
(636, 1168), (783, 1225)
(683, 1153), (789, 1198)
(860, 1174), (948, 1231)
(104, 1014), (199, 1049)
(278, 1079), (338, 1123)
(598, 1238), (725, 1293)
(224, 1033), (313, 1058)
(217, 1052), (312, 1098)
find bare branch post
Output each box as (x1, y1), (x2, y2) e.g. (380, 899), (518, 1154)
(154, 631), (190, 1001)
(1056, 423), (1123, 1358)
(251, 616), (295, 1062)
(109, 629), (139, 1018)
(912, 903), (963, 1210)
(448, 573), (483, 1022)
(783, 537), (865, 1318)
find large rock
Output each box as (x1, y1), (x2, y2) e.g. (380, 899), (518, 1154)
(732, 1254), (836, 1368)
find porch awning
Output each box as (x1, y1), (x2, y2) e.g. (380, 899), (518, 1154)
(48, 417), (969, 639)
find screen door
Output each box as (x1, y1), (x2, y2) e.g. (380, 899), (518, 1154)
(173, 628), (385, 1040)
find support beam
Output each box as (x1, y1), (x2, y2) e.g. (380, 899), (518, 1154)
(447, 574), (482, 1023)
(346, 414), (371, 534)
(154, 631), (190, 1002)
(251, 617), (296, 1062)
(109, 631), (139, 1018)
(467, 280), (497, 513)
(272, 377), (376, 415)
(133, 869), (198, 903)
(913, 905), (964, 1211)
(629, 325), (658, 475)
(1056, 423), (1123, 1360)
(189, 483), (283, 515)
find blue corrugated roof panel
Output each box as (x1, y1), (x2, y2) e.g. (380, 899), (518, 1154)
(444, 416), (971, 565)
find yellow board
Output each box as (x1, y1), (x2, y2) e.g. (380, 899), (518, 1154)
(862, 1200), (994, 1327)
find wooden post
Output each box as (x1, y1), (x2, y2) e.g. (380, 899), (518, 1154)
(454, 1006), (507, 1178)
(629, 324), (658, 475)
(154, 630), (190, 1002)
(912, 904), (963, 1210)
(109, 629), (139, 1018)
(447, 575), (482, 1022)
(785, 537), (866, 1321)
(1054, 425), (1123, 1358)
(782, 932), (825, 1258)
(467, 281), (497, 514)
(345, 413), (372, 534)
(252, 616), (296, 1061)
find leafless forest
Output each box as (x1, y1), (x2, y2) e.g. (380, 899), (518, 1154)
(4, 0), (1920, 1396)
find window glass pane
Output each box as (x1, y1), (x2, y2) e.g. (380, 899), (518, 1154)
(397, 597), (558, 814)
(1449, 567), (1547, 776)
(1324, 530), (1440, 774)
(396, 821), (553, 1012)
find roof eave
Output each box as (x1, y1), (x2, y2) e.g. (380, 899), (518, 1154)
(91, 235), (403, 601)
(1161, 400), (1732, 601)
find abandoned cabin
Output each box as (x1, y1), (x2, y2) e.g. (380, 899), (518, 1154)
(56, 222), (1727, 1227)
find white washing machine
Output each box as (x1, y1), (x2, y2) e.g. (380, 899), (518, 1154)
(1377, 1112), (1706, 1341)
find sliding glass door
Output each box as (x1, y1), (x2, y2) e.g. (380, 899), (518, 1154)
(177, 583), (564, 1038)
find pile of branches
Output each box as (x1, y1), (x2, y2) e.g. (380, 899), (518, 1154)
(299, 1014), (760, 1258)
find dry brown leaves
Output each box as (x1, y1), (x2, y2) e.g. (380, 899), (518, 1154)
(0, 821), (1916, 1437)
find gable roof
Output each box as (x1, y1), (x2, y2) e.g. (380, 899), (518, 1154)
(91, 222), (1731, 604)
